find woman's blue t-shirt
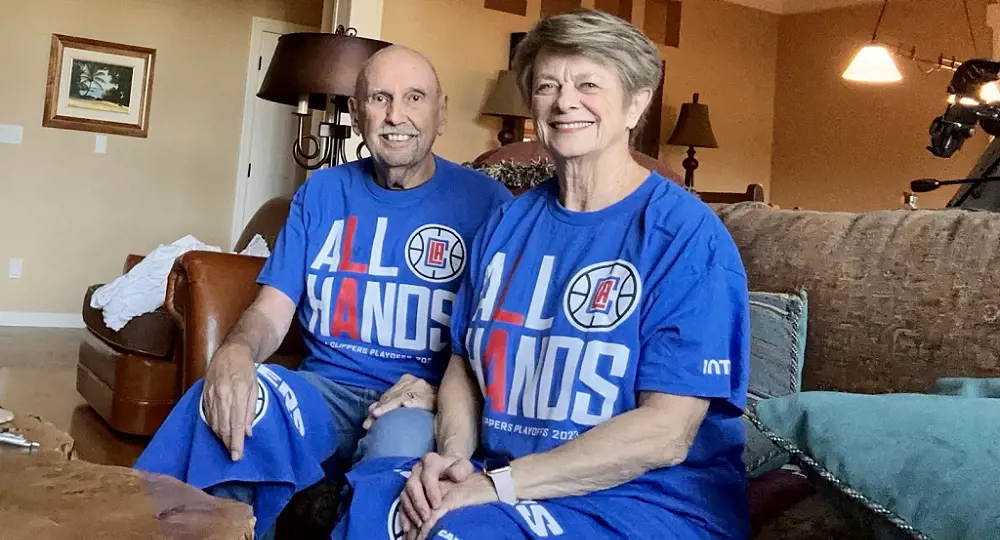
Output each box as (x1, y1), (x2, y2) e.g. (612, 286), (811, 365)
(451, 174), (751, 537)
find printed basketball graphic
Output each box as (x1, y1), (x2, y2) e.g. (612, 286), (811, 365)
(199, 378), (269, 429)
(405, 224), (466, 282)
(563, 260), (641, 332)
(386, 470), (412, 539)
(387, 496), (404, 539)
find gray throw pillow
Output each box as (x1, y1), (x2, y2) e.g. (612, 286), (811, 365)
(743, 289), (808, 477)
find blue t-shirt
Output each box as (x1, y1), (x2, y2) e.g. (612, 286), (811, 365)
(451, 174), (751, 537)
(258, 155), (512, 393)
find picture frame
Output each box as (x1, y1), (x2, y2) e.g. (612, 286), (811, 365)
(42, 34), (156, 138)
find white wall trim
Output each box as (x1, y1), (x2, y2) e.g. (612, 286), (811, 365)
(230, 17), (319, 250)
(330, 0), (383, 39)
(0, 312), (85, 328)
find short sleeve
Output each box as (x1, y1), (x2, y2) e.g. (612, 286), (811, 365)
(256, 186), (309, 305)
(490, 184), (516, 213)
(449, 207), (505, 358)
(637, 263), (750, 410)
(449, 262), (476, 358)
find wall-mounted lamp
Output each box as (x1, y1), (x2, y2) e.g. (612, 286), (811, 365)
(256, 27), (390, 169)
(481, 70), (532, 145)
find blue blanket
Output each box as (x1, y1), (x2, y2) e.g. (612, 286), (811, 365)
(135, 364), (336, 537)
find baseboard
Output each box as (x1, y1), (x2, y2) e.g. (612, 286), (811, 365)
(0, 312), (85, 328)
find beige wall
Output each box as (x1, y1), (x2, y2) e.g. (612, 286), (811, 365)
(770, 0), (994, 212)
(0, 0), (322, 314)
(381, 0), (779, 195)
(656, 0), (779, 195)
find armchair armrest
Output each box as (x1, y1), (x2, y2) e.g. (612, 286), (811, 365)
(165, 251), (268, 391)
(123, 254), (145, 274)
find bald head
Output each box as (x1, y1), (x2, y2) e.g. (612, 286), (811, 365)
(348, 45), (447, 174)
(355, 45), (443, 102)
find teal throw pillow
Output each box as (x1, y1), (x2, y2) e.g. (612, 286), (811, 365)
(743, 289), (808, 477)
(753, 391), (1000, 539)
(933, 377), (1000, 398)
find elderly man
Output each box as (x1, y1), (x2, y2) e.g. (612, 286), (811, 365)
(134, 45), (512, 540)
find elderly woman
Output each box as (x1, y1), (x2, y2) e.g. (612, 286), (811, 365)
(332, 8), (750, 540)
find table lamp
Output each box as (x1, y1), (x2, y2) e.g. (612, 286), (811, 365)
(667, 92), (719, 190)
(256, 26), (391, 169)
(482, 70), (532, 145)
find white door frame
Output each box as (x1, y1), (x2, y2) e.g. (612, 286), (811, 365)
(230, 17), (318, 249)
(326, 0), (384, 38)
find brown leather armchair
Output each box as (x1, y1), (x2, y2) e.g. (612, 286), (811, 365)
(165, 196), (305, 394)
(76, 197), (298, 436)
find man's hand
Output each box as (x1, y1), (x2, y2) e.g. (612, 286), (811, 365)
(201, 345), (258, 461)
(408, 473), (498, 540)
(399, 452), (475, 535)
(363, 374), (437, 430)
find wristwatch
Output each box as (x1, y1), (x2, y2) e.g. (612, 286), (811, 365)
(483, 456), (518, 505)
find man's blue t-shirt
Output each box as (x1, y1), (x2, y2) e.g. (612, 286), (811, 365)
(451, 174), (751, 537)
(258, 155), (512, 393)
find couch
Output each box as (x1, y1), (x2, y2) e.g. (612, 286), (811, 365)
(96, 152), (1000, 536)
(713, 202), (1000, 539)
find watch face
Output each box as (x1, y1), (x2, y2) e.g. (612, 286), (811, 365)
(483, 456), (511, 473)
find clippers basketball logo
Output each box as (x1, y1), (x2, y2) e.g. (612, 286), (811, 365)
(406, 224), (466, 283)
(563, 260), (641, 332)
(588, 277), (620, 314)
(200, 378), (268, 429)
(426, 238), (449, 268)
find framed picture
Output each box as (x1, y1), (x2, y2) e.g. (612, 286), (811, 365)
(43, 34), (156, 138)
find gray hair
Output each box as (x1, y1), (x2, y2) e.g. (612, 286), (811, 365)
(512, 8), (662, 111)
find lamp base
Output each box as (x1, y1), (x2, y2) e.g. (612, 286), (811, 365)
(681, 146), (700, 190)
(293, 95), (355, 170)
(497, 116), (525, 146)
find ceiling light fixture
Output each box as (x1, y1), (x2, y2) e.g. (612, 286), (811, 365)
(843, 0), (901, 83)
(842, 0), (979, 85)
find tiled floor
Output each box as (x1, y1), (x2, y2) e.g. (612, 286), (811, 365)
(0, 327), (147, 466)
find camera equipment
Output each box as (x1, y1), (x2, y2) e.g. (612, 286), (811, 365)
(928, 59), (1000, 158)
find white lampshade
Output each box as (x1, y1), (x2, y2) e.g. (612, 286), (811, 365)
(842, 44), (902, 83)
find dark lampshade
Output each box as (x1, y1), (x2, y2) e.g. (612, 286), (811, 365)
(482, 70), (531, 119)
(257, 31), (392, 111)
(667, 93), (719, 148)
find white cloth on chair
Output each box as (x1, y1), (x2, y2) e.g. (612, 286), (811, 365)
(240, 234), (271, 258)
(90, 235), (222, 331)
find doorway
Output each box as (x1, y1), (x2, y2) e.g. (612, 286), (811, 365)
(230, 17), (318, 249)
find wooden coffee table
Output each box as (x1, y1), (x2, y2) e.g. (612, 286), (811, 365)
(0, 408), (255, 539)
(0, 410), (76, 460)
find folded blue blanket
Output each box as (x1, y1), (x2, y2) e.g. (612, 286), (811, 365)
(135, 364), (336, 537)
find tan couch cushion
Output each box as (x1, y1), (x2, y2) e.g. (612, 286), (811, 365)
(714, 202), (1000, 395)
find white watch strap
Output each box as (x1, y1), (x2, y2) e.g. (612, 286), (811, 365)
(487, 468), (517, 505)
